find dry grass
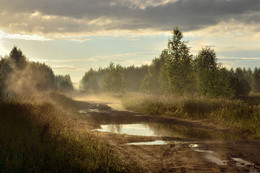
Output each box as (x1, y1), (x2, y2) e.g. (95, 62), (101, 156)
(0, 93), (133, 172)
(122, 93), (260, 138)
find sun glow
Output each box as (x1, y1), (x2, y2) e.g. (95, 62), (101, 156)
(0, 38), (7, 57)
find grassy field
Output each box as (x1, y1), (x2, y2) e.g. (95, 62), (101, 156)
(0, 93), (135, 172)
(122, 93), (260, 138)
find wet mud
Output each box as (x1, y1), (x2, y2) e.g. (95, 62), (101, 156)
(74, 96), (260, 173)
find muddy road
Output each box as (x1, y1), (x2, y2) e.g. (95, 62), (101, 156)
(74, 96), (260, 173)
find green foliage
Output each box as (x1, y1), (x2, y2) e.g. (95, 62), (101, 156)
(122, 94), (260, 137)
(29, 62), (56, 91)
(195, 47), (217, 71)
(123, 65), (148, 92)
(78, 27), (256, 98)
(55, 74), (74, 92)
(141, 50), (167, 93)
(194, 47), (235, 97)
(252, 67), (260, 93)
(0, 47), (56, 98)
(80, 65), (148, 94)
(79, 68), (103, 93)
(204, 68), (234, 98)
(9, 46), (27, 69)
(103, 63), (125, 93)
(195, 47), (218, 95)
(230, 77), (251, 96)
(164, 27), (194, 95)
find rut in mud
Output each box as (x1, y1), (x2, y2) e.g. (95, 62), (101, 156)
(75, 96), (260, 173)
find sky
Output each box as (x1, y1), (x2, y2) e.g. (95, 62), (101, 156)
(0, 0), (260, 83)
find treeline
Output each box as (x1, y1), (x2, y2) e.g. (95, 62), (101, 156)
(79, 64), (148, 93)
(0, 47), (74, 99)
(80, 28), (260, 98)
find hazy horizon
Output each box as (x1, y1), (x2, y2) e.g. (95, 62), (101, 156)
(0, 0), (260, 82)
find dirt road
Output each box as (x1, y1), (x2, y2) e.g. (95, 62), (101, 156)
(74, 96), (260, 173)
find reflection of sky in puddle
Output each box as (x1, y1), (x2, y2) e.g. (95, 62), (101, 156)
(189, 144), (227, 166)
(78, 109), (108, 114)
(96, 124), (158, 136)
(127, 140), (167, 145)
(231, 158), (259, 173)
(94, 123), (240, 140)
(189, 144), (259, 172)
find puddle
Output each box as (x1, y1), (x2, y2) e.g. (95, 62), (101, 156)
(204, 154), (227, 166)
(78, 109), (108, 114)
(93, 123), (240, 140)
(232, 158), (252, 166)
(127, 140), (168, 145)
(78, 110), (88, 114)
(94, 124), (158, 136)
(189, 144), (227, 166)
(189, 144), (259, 172)
(232, 158), (259, 173)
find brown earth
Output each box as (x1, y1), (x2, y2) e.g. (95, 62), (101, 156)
(71, 95), (260, 173)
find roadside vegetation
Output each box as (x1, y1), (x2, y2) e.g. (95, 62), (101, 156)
(79, 27), (260, 138)
(0, 48), (136, 172)
(121, 93), (260, 138)
(0, 93), (137, 172)
(0, 27), (260, 171)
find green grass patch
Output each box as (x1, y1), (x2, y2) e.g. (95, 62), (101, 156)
(122, 93), (260, 138)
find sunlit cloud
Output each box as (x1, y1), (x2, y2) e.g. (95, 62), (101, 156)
(0, 30), (50, 41)
(0, 38), (8, 56)
(0, 0), (259, 82)
(0, 0), (259, 38)
(117, 59), (151, 66)
(218, 57), (260, 60)
(0, 48), (6, 56)
(51, 65), (88, 71)
(42, 52), (157, 63)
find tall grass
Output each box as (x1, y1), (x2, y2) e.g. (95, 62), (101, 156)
(0, 96), (131, 172)
(122, 93), (260, 138)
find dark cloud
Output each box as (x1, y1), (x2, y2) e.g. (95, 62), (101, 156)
(0, 0), (259, 35)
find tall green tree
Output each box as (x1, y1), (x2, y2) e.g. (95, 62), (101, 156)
(195, 47), (217, 71)
(80, 68), (101, 93)
(195, 47), (218, 95)
(163, 27), (194, 95)
(9, 46), (27, 69)
(103, 63), (125, 93)
(55, 74), (74, 92)
(194, 47), (238, 97)
(205, 68), (234, 98)
(252, 67), (260, 93)
(230, 77), (251, 96)
(141, 50), (167, 93)
(123, 65), (148, 92)
(1, 47), (56, 97)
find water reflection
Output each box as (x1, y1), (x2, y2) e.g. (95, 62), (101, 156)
(127, 140), (167, 145)
(94, 123), (240, 140)
(96, 124), (157, 136)
(189, 144), (227, 166)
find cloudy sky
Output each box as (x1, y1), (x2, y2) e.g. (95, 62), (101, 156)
(0, 0), (260, 82)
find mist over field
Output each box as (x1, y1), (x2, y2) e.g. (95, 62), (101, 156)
(0, 28), (260, 172)
(1, 0), (260, 172)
